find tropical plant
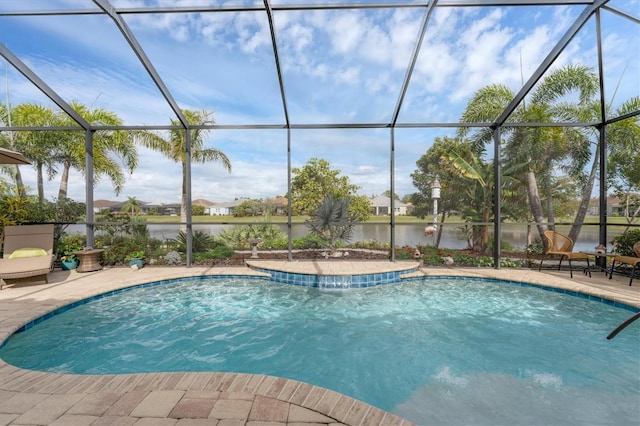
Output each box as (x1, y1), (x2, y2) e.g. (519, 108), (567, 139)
(54, 102), (138, 201)
(457, 65), (600, 249)
(135, 109), (232, 229)
(410, 137), (479, 248)
(440, 150), (494, 253)
(124, 250), (145, 262)
(173, 230), (215, 253)
(57, 233), (86, 262)
(611, 229), (640, 257)
(121, 196), (143, 216)
(306, 194), (357, 254)
(217, 215), (288, 249)
(3, 103), (59, 200)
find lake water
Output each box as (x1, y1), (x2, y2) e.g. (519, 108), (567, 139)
(72, 222), (626, 252)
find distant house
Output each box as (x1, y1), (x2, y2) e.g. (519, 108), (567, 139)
(94, 200), (183, 216)
(207, 199), (248, 216)
(192, 199), (215, 208)
(589, 195), (639, 217)
(369, 195), (407, 216)
(271, 196), (289, 215)
(93, 199), (121, 214)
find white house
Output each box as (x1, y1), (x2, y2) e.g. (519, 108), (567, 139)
(369, 195), (408, 216)
(207, 199), (247, 216)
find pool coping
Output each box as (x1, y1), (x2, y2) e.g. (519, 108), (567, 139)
(0, 263), (638, 425)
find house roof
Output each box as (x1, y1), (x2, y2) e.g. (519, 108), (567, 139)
(192, 199), (215, 207)
(209, 199), (248, 208)
(370, 195), (407, 208)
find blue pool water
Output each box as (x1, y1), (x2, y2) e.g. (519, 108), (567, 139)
(0, 277), (638, 425)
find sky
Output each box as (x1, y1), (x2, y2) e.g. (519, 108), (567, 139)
(0, 0), (638, 205)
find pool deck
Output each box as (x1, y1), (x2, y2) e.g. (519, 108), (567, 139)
(0, 261), (638, 426)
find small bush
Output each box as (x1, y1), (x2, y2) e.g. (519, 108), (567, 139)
(218, 223), (287, 249)
(163, 251), (182, 265)
(57, 233), (86, 261)
(292, 234), (324, 249)
(209, 245), (234, 259)
(611, 229), (640, 256)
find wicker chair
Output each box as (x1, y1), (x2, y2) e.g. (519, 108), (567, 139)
(538, 230), (591, 278)
(0, 224), (55, 289)
(609, 241), (640, 286)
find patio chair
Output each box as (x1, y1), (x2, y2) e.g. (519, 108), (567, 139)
(0, 224), (55, 289)
(608, 241), (640, 286)
(538, 230), (591, 278)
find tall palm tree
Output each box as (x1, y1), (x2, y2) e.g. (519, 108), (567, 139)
(136, 109), (231, 227)
(553, 96), (640, 238)
(54, 101), (138, 201)
(458, 65), (598, 247)
(10, 103), (59, 202)
(0, 102), (27, 197)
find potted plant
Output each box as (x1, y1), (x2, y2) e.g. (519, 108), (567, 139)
(60, 250), (79, 270)
(125, 250), (145, 269)
(58, 234), (85, 270)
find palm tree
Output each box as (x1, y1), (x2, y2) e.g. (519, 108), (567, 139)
(121, 196), (142, 216)
(136, 109), (231, 228)
(554, 96), (640, 238)
(306, 194), (357, 255)
(0, 102), (28, 197)
(458, 65), (599, 247)
(9, 103), (59, 202)
(54, 101), (138, 201)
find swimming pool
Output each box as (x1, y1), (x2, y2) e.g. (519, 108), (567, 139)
(0, 276), (638, 425)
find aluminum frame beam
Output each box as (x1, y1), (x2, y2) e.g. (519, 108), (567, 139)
(0, 1), (600, 17)
(492, 0), (609, 127)
(92, 0), (190, 129)
(0, 43), (90, 130)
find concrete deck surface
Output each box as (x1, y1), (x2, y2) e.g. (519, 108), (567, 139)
(0, 262), (637, 426)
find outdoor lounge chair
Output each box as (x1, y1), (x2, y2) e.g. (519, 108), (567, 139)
(0, 224), (55, 289)
(538, 230), (591, 278)
(608, 241), (640, 286)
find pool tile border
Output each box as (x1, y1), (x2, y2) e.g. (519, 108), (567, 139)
(250, 265), (419, 288)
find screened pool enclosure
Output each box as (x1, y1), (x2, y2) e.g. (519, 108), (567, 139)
(0, 0), (638, 265)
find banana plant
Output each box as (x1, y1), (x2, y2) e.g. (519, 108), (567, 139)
(441, 151), (493, 254)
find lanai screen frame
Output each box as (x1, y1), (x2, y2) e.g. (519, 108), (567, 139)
(1, 0), (639, 266)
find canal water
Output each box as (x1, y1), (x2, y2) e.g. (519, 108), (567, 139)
(71, 222), (625, 252)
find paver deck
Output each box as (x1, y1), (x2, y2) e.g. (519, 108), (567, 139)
(0, 262), (638, 425)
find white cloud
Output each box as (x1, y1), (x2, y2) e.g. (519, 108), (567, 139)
(3, 3), (638, 206)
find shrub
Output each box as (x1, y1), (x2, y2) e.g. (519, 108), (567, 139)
(163, 251), (182, 265)
(57, 233), (86, 262)
(210, 245), (235, 259)
(218, 223), (287, 249)
(611, 229), (640, 256)
(173, 230), (215, 253)
(292, 234), (324, 249)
